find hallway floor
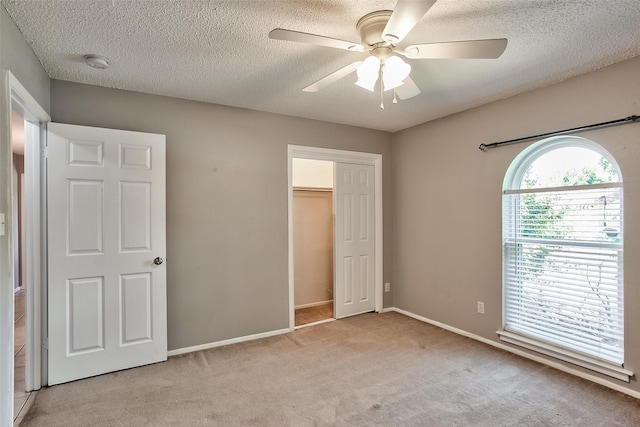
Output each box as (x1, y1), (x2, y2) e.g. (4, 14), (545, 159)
(295, 302), (333, 327)
(14, 289), (36, 426)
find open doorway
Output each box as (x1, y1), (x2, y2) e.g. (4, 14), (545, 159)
(292, 159), (334, 327)
(287, 145), (383, 331)
(11, 106), (32, 421)
(3, 72), (50, 425)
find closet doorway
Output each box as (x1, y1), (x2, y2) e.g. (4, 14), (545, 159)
(287, 145), (383, 331)
(292, 159), (335, 327)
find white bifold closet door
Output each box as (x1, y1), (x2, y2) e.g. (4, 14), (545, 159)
(334, 162), (375, 319)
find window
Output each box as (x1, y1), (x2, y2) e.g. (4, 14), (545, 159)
(500, 136), (630, 381)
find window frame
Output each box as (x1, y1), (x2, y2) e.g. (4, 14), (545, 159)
(500, 136), (632, 382)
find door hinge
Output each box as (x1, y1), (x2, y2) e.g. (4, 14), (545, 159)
(42, 146), (48, 159)
(42, 337), (48, 350)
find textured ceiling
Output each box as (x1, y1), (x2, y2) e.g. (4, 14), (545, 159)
(3, 0), (640, 132)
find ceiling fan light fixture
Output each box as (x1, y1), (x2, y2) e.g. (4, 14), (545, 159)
(355, 56), (381, 92)
(269, 1), (507, 103)
(382, 55), (411, 91)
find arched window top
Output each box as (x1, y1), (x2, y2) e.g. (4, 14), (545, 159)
(503, 136), (622, 191)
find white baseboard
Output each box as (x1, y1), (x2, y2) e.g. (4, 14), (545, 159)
(386, 307), (640, 400)
(294, 300), (333, 310)
(167, 328), (290, 357)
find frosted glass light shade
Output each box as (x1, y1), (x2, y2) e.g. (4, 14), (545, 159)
(382, 56), (411, 91)
(355, 56), (381, 92)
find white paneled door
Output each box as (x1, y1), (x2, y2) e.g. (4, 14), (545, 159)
(47, 123), (167, 385)
(334, 162), (375, 318)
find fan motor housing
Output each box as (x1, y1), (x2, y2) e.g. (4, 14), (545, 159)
(356, 10), (393, 47)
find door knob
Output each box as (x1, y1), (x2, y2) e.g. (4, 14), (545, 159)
(153, 257), (164, 265)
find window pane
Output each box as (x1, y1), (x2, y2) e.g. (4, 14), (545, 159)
(517, 187), (621, 243)
(504, 190), (624, 364)
(522, 147), (619, 189)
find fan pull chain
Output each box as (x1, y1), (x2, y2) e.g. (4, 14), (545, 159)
(393, 90), (398, 104)
(379, 78), (384, 110)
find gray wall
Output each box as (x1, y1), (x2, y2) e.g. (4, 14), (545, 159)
(392, 56), (640, 394)
(1, 7), (50, 111)
(50, 80), (394, 350)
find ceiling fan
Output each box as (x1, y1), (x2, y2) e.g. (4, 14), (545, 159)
(269, 0), (507, 107)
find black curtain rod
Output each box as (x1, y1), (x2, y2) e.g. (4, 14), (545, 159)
(478, 115), (640, 152)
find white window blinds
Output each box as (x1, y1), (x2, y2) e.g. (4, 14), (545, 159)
(503, 184), (624, 365)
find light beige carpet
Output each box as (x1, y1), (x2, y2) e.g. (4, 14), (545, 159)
(22, 312), (640, 426)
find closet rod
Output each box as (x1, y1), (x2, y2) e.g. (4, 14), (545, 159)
(478, 115), (639, 152)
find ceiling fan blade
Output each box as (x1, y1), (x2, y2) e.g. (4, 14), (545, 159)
(303, 61), (363, 93)
(402, 38), (508, 59)
(395, 76), (421, 100)
(269, 29), (364, 52)
(382, 0), (436, 44)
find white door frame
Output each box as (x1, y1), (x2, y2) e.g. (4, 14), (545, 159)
(287, 145), (383, 330)
(1, 71), (50, 424)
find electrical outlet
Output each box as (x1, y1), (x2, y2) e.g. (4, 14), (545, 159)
(477, 301), (485, 314)
(384, 282), (391, 292)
